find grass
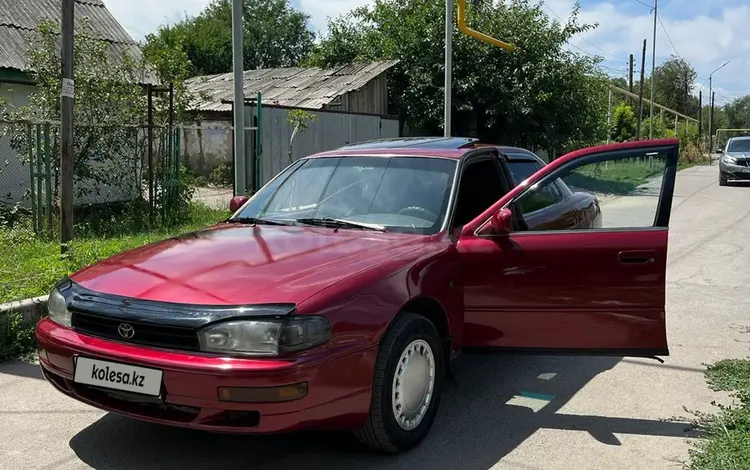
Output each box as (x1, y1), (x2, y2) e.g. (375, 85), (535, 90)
(564, 159), (665, 195)
(0, 203), (230, 304)
(685, 359), (750, 470)
(0, 311), (36, 362)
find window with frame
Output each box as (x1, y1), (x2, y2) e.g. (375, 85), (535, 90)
(512, 149), (669, 232)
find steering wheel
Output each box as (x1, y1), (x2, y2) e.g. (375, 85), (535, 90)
(397, 206), (437, 221)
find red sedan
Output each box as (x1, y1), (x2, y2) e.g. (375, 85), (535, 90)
(36, 137), (679, 453)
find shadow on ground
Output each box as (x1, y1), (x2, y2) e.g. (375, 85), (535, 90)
(0, 359), (43, 380)
(68, 355), (696, 470)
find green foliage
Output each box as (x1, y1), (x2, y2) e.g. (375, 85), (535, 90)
(686, 359), (750, 470)
(287, 109), (318, 162)
(725, 96), (750, 130)
(611, 102), (636, 142)
(3, 19), (150, 202)
(564, 159), (662, 195)
(652, 55), (699, 116)
(0, 311), (36, 362)
(209, 163), (233, 186)
(0, 203), (231, 304)
(307, 0), (608, 150)
(145, 0), (314, 76)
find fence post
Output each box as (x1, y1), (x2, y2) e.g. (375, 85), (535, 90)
(35, 124), (43, 234)
(28, 124), (37, 234)
(44, 123), (52, 233)
(255, 92), (262, 191)
(147, 83), (154, 226)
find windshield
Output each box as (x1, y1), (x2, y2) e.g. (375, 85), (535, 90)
(233, 156), (458, 234)
(727, 139), (750, 153)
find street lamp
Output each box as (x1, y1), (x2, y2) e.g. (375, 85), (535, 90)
(708, 60), (730, 155)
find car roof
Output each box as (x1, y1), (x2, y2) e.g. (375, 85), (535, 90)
(728, 136), (750, 142)
(307, 137), (543, 161)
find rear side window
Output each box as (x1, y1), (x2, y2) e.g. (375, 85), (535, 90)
(507, 160), (541, 185)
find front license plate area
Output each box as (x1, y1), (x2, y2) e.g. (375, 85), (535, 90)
(73, 356), (163, 397)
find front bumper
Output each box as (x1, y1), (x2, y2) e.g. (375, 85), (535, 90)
(719, 160), (750, 181)
(36, 317), (377, 433)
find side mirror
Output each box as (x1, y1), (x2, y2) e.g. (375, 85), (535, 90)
(229, 195), (249, 213)
(477, 207), (512, 236)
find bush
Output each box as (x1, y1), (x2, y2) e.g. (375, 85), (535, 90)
(209, 163), (233, 187)
(0, 311), (36, 362)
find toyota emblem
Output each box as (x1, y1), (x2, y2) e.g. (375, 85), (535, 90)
(117, 323), (135, 339)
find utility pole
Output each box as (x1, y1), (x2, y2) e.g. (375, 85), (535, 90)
(231, 0), (246, 196)
(648, 0), (658, 139)
(606, 87), (613, 144)
(709, 91), (715, 158)
(628, 53), (634, 104)
(636, 39), (647, 140)
(698, 90), (702, 151)
(444, 0), (453, 137)
(60, 0), (74, 255)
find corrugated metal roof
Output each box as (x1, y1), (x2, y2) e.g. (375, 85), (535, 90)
(186, 61), (399, 112)
(0, 0), (138, 72)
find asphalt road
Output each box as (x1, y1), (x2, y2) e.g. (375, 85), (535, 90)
(2, 164), (749, 470)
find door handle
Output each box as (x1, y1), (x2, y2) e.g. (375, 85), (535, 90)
(618, 250), (656, 264)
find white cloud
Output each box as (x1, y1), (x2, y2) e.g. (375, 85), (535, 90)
(101, 0), (212, 39)
(299, 0), (373, 34)
(101, 0), (749, 100)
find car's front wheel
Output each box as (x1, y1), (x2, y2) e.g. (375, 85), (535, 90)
(355, 312), (444, 453)
(719, 174), (728, 186)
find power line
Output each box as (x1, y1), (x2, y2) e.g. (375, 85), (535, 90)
(542, 2), (628, 62)
(657, 14), (681, 59)
(630, 0), (653, 8)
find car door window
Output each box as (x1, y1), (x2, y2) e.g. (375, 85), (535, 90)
(512, 149), (670, 231)
(453, 158), (508, 227)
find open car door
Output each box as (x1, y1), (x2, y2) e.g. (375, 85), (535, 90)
(458, 139), (679, 358)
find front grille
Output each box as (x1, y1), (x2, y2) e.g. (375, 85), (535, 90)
(71, 311), (200, 351)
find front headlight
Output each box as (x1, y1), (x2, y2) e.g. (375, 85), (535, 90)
(723, 155), (738, 164)
(197, 316), (331, 356)
(47, 288), (72, 327)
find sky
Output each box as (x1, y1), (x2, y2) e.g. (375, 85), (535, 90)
(100, 0), (750, 105)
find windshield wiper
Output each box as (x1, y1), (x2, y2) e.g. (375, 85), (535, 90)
(226, 217), (294, 226)
(296, 217), (387, 232)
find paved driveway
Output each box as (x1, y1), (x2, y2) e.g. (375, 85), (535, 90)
(2, 165), (748, 470)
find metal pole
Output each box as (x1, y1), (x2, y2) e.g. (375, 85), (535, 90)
(709, 91), (715, 159)
(444, 0), (453, 137)
(649, 0), (657, 139)
(232, 0), (246, 196)
(606, 87), (612, 144)
(698, 90), (703, 152)
(636, 39), (647, 140)
(147, 84), (154, 225)
(60, 0), (74, 254)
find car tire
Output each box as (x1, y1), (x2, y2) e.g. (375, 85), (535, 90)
(719, 175), (728, 186)
(355, 312), (444, 453)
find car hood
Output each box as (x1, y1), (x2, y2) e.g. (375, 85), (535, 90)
(70, 224), (429, 306)
(726, 152), (750, 160)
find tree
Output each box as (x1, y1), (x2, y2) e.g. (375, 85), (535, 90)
(146, 0), (314, 76)
(651, 55), (698, 116)
(725, 95), (750, 130)
(307, 0), (609, 151)
(611, 102), (636, 142)
(3, 19), (196, 227)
